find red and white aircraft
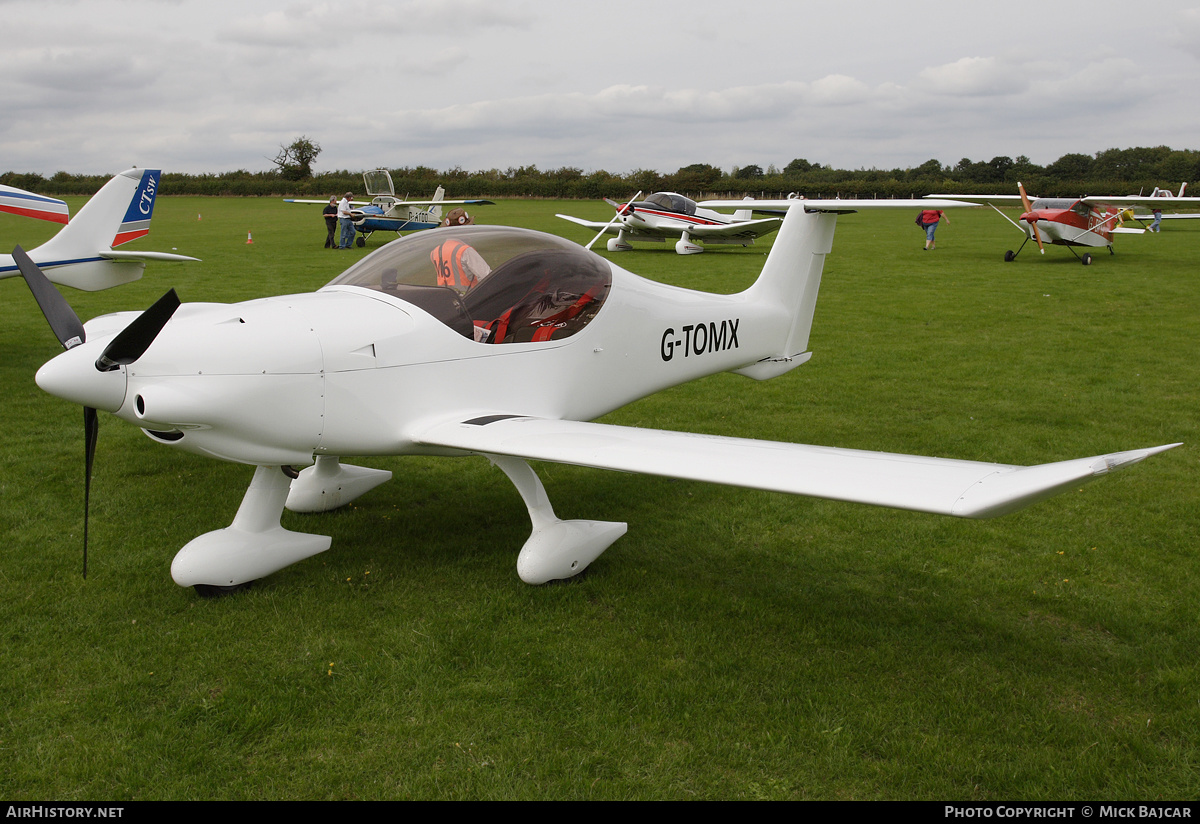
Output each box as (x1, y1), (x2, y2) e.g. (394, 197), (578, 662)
(557, 192), (785, 255)
(932, 183), (1200, 265)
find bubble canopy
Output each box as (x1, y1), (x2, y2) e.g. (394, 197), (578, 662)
(325, 226), (613, 344)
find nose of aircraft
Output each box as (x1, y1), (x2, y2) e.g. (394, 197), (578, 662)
(36, 343), (127, 412)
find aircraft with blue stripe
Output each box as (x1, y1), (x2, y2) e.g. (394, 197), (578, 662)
(1, 168), (198, 292)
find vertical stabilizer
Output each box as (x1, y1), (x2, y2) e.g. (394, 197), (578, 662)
(35, 168), (160, 260)
(735, 206), (837, 379)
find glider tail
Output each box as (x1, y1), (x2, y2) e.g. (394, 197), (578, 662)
(736, 205), (837, 380)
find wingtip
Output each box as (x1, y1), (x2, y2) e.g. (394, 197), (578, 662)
(1092, 443), (1182, 474)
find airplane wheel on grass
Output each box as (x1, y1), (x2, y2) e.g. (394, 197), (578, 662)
(1081, 254), (1093, 266)
(1004, 250), (1016, 262)
(356, 236), (366, 247)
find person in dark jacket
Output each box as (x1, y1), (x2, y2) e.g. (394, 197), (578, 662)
(322, 196), (338, 248)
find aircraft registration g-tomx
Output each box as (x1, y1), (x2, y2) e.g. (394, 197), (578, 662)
(16, 199), (1177, 596)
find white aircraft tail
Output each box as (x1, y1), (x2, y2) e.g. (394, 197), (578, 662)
(736, 205), (837, 380)
(36, 168), (161, 261)
(7, 168), (196, 291)
(430, 186), (446, 220)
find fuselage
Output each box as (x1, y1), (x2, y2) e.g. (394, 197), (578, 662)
(1022, 198), (1120, 248)
(36, 226), (789, 467)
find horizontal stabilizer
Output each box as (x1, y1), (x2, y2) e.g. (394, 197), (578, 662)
(100, 250), (200, 262)
(414, 416), (1179, 520)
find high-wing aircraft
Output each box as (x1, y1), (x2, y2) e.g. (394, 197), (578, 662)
(930, 183), (1200, 265)
(1, 168), (198, 291)
(1, 182), (69, 224)
(556, 192), (787, 255)
(285, 169), (494, 246)
(15, 201), (1176, 596)
(1130, 183), (1200, 224)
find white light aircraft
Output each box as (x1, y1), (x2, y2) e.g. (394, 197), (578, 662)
(15, 201), (1177, 596)
(1, 168), (198, 291)
(557, 192), (786, 255)
(1, 182), (69, 224)
(286, 169), (494, 246)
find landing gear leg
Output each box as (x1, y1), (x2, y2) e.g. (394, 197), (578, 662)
(675, 230), (704, 255)
(485, 454), (627, 584)
(171, 465), (332, 592)
(1005, 237), (1029, 262)
(606, 230), (633, 252)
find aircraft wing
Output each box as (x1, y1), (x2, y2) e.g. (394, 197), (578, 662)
(689, 217), (782, 240)
(392, 199), (495, 207)
(924, 194), (1027, 207)
(555, 214), (662, 239)
(283, 199), (371, 206)
(1134, 212), (1200, 220)
(100, 250), (201, 263)
(1081, 195), (1200, 207)
(414, 415), (1178, 520)
(1, 184), (69, 224)
(700, 198), (974, 213)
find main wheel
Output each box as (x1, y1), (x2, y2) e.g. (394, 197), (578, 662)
(355, 236), (366, 247)
(1004, 250), (1016, 262)
(1081, 253), (1093, 266)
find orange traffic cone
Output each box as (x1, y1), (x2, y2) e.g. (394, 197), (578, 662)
(245, 232), (254, 244)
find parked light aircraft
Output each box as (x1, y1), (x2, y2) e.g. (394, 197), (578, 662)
(931, 183), (1200, 265)
(1131, 183), (1200, 223)
(1, 183), (69, 224)
(286, 169), (494, 246)
(15, 201), (1176, 595)
(557, 192), (788, 255)
(1, 168), (198, 291)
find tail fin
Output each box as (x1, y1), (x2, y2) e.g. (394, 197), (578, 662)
(11, 168), (197, 292)
(36, 168), (161, 260)
(430, 185), (446, 220)
(736, 205), (837, 380)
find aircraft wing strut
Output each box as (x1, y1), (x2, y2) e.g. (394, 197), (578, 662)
(414, 416), (1178, 520)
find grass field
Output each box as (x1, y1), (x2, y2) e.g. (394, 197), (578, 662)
(1, 196), (1197, 800)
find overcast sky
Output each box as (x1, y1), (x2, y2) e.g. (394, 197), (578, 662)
(3, 0), (1198, 177)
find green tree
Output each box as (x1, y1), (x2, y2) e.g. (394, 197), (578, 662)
(272, 136), (322, 180)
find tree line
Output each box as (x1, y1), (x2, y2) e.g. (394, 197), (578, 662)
(4, 145), (1197, 201)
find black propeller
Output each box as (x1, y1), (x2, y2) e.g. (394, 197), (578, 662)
(13, 246), (178, 578)
(95, 288), (179, 372)
(12, 246), (86, 350)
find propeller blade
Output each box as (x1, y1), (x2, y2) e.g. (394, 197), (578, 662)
(587, 191), (642, 251)
(83, 406), (98, 579)
(1018, 182), (1033, 214)
(12, 245), (86, 350)
(1016, 183), (1045, 254)
(95, 288), (180, 372)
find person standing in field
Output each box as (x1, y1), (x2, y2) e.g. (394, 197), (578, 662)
(919, 208), (948, 250)
(322, 196), (338, 249)
(337, 191), (356, 249)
